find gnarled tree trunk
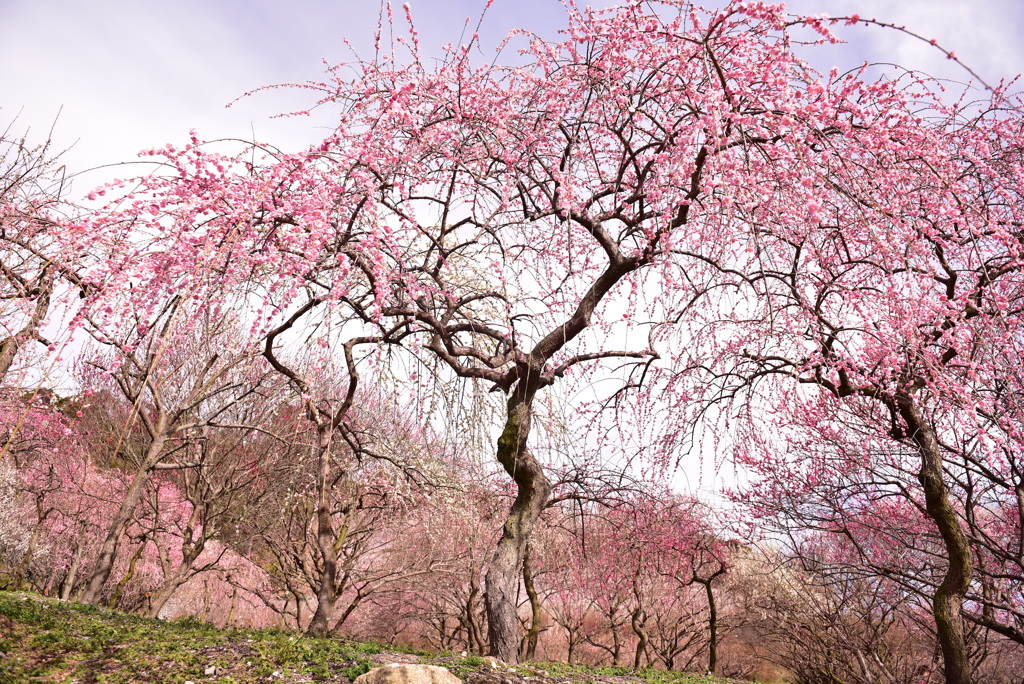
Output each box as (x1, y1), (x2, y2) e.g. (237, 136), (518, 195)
(485, 386), (552, 663)
(305, 435), (343, 636)
(631, 602), (649, 669)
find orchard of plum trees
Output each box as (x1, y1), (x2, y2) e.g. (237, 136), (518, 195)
(2, 2), (1023, 683)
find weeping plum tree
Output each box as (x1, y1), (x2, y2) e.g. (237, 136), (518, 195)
(664, 64), (1024, 684)
(71, 0), (1024, 668)
(290, 1), (938, 661)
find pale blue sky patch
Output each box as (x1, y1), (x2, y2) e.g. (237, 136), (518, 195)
(2, 0), (1021, 181)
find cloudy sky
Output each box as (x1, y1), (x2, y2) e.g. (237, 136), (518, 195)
(3, 0), (1021, 491)
(3, 0), (1023, 192)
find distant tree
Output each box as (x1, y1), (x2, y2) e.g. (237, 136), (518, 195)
(77, 307), (274, 605)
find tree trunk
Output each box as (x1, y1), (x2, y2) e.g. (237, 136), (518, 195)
(12, 514), (45, 590)
(695, 576), (719, 675)
(607, 606), (624, 666)
(147, 515), (207, 618)
(631, 602), (649, 669)
(80, 434), (167, 605)
(146, 552), (200, 618)
(289, 586), (304, 629)
(226, 585), (239, 626)
(897, 396), (973, 684)
(522, 544), (543, 661)
(60, 537), (85, 601)
(465, 571), (486, 653)
(108, 538), (146, 609)
(330, 592), (365, 634)
(485, 388), (552, 663)
(305, 438), (340, 637)
(199, 580), (211, 622)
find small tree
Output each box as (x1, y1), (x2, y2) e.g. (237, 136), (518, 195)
(77, 306), (275, 605)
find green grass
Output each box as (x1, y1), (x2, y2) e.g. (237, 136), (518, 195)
(0, 591), (735, 684)
(527, 660), (728, 684)
(0, 592), (378, 683)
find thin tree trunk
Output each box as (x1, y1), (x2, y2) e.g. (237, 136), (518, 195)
(485, 388), (552, 663)
(108, 538), (146, 609)
(146, 559), (197, 618)
(898, 396), (973, 684)
(199, 580), (211, 622)
(81, 434), (167, 605)
(12, 516), (44, 590)
(290, 586), (304, 629)
(611, 608), (623, 666)
(330, 592), (365, 634)
(60, 540), (84, 601)
(147, 512), (207, 618)
(522, 544), (543, 661)
(226, 585), (239, 626)
(694, 576), (719, 674)
(305, 439), (340, 636)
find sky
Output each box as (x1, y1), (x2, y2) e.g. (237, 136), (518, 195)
(3, 0), (1023, 494)
(3, 0), (1024, 192)
(0, 0), (1017, 651)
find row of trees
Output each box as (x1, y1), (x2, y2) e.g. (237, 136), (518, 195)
(4, 396), (1022, 683)
(6, 385), (1021, 683)
(0, 379), (726, 659)
(3, 1), (1024, 682)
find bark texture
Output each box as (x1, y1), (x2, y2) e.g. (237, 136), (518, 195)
(898, 396), (973, 684)
(485, 387), (552, 663)
(305, 437), (342, 637)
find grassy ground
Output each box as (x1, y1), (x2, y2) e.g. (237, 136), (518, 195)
(0, 591), (731, 684)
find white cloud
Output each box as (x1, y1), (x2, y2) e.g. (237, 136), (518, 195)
(786, 0), (1023, 85)
(2, 0), (1021, 191)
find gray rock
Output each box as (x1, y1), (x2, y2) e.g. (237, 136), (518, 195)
(355, 664), (462, 684)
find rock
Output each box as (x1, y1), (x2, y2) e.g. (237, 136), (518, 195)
(481, 657), (503, 669)
(204, 665), (218, 675)
(354, 664), (462, 684)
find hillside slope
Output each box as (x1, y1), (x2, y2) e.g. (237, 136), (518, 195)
(0, 592), (730, 684)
